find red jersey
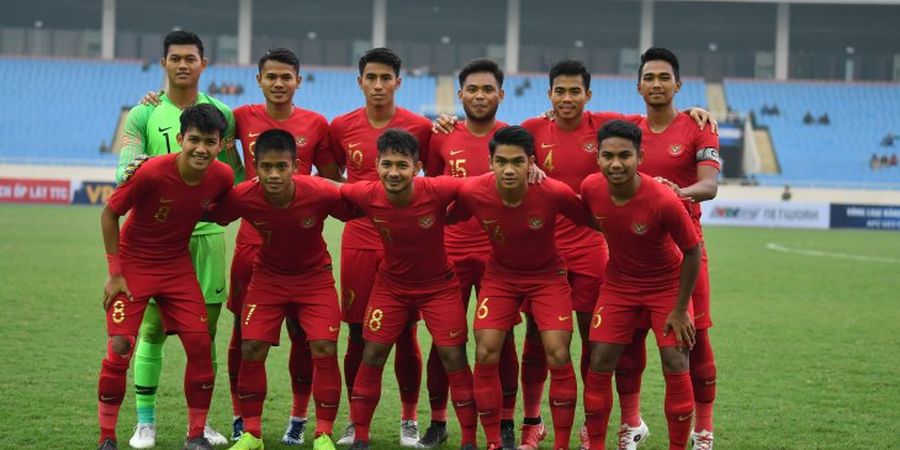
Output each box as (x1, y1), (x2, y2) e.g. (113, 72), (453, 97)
(207, 175), (351, 275)
(107, 153), (233, 263)
(636, 112), (720, 219)
(580, 172), (700, 293)
(453, 173), (593, 275)
(329, 106), (433, 250)
(340, 177), (462, 281)
(426, 121), (506, 254)
(522, 112), (630, 254)
(233, 104), (333, 246)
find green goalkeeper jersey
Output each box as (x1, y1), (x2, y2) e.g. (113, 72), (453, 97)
(116, 92), (244, 235)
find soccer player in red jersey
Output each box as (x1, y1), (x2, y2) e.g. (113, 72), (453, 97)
(228, 48), (342, 445)
(341, 129), (478, 450)
(97, 105), (235, 450)
(580, 120), (700, 450)
(328, 47), (433, 446)
(206, 129), (351, 450)
(612, 48), (721, 450)
(422, 58), (520, 449)
(452, 126), (594, 450)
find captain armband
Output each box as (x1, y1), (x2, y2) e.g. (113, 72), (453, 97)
(695, 147), (721, 165)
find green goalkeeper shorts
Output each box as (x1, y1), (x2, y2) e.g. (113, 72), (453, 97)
(189, 232), (228, 304)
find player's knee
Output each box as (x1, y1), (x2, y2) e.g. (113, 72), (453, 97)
(361, 342), (390, 366)
(110, 335), (134, 357)
(436, 345), (467, 372)
(241, 340), (269, 361)
(660, 349), (689, 374)
(589, 346), (619, 373)
(475, 344), (501, 365)
(139, 322), (166, 344)
(308, 339), (336, 357)
(544, 345), (570, 367)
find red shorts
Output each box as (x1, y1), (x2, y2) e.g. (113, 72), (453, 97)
(475, 267), (573, 332)
(227, 242), (260, 313)
(340, 247), (383, 324)
(363, 271), (467, 347)
(448, 248), (489, 309)
(589, 285), (694, 348)
(241, 266), (341, 345)
(107, 258), (208, 336)
(559, 244), (606, 313)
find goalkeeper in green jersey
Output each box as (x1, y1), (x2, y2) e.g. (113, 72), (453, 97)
(115, 30), (243, 450)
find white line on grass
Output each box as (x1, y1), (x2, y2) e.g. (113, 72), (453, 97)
(766, 242), (900, 264)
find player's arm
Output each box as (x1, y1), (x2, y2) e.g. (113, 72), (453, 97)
(100, 206), (132, 310)
(424, 137), (446, 176)
(658, 129), (721, 202)
(556, 182), (600, 231)
(115, 107), (150, 183)
(219, 109), (245, 183)
(662, 198), (702, 349)
(312, 122), (345, 181)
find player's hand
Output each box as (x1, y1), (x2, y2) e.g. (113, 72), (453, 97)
(431, 114), (458, 135)
(139, 90), (163, 106)
(121, 154), (151, 184)
(653, 176), (685, 197)
(527, 165), (547, 184)
(688, 107), (719, 134)
(541, 109), (557, 121)
(103, 274), (132, 310)
(664, 308), (695, 349)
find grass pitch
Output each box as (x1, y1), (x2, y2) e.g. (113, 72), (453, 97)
(1, 204), (898, 449)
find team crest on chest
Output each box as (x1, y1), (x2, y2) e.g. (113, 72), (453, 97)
(296, 135), (308, 147)
(582, 141), (597, 153)
(527, 216), (545, 230)
(669, 144), (684, 156)
(631, 222), (648, 236)
(418, 214), (436, 229)
(300, 217), (316, 229)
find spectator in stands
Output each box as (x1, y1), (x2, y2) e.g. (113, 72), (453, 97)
(760, 104), (771, 115)
(307, 72), (315, 83)
(803, 111), (815, 125)
(871, 153), (881, 170)
(207, 81), (218, 95)
(881, 154), (890, 166)
(881, 133), (895, 147)
(818, 113), (830, 125)
(781, 185), (792, 202)
(890, 153), (898, 167)
(99, 140), (110, 154)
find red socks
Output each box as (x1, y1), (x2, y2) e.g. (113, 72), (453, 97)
(350, 362), (384, 442)
(395, 324), (422, 421)
(289, 333), (313, 418)
(344, 335), (364, 399)
(448, 366), (478, 446)
(521, 333), (547, 420)
(312, 355), (341, 435)
(616, 332), (647, 427)
(473, 362), (502, 445)
(663, 371), (694, 450)
(426, 344), (449, 421)
(179, 332), (214, 439)
(583, 370), (613, 450)
(499, 336), (519, 420)
(690, 329), (716, 432)
(98, 337), (133, 443)
(548, 363), (577, 449)
(237, 359), (266, 437)
(227, 325), (242, 417)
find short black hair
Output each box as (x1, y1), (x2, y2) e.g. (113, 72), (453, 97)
(548, 59), (590, 90)
(597, 120), (642, 151)
(359, 47), (402, 76)
(639, 47), (681, 83)
(254, 129), (296, 162)
(164, 30), (204, 58)
(179, 104), (227, 138)
(258, 47), (300, 74)
(458, 58), (504, 89)
(377, 128), (419, 161)
(489, 126), (534, 157)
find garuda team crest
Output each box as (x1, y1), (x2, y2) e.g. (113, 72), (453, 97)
(300, 217), (316, 229)
(631, 222), (648, 235)
(582, 141), (597, 153)
(296, 135), (308, 147)
(418, 214), (436, 229)
(669, 144), (684, 156)
(528, 216), (544, 230)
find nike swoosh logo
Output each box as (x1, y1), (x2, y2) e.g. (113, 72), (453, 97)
(248, 132), (261, 138)
(455, 401), (474, 407)
(100, 395), (118, 402)
(373, 217), (388, 223)
(449, 329), (465, 338)
(253, 220), (268, 226)
(558, 315), (571, 321)
(449, 149), (464, 156)
(477, 411), (493, 416)
(160, 198), (175, 203)
(541, 143), (555, 149)
(159, 127), (172, 132)
(329, 326), (340, 333)
(201, 383), (214, 390)
(677, 413), (693, 422)
(348, 142), (361, 149)
(482, 219), (498, 224)
(704, 379), (717, 386)
(215, 287), (225, 294)
(350, 396), (366, 401)
(238, 393), (254, 399)
(320, 403), (339, 408)
(551, 400), (573, 406)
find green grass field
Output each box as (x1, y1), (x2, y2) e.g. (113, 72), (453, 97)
(1, 204), (899, 449)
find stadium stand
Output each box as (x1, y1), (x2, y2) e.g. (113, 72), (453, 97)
(725, 79), (900, 188)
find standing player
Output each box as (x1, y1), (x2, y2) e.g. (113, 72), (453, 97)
(612, 48), (721, 450)
(329, 47), (433, 446)
(98, 105), (234, 450)
(422, 58), (520, 449)
(206, 130), (349, 450)
(453, 126), (594, 450)
(341, 129), (478, 450)
(117, 30), (240, 449)
(580, 120), (700, 450)
(228, 48), (342, 445)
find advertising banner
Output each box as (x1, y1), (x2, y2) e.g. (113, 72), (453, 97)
(700, 200), (830, 229)
(0, 178), (71, 204)
(830, 204), (900, 231)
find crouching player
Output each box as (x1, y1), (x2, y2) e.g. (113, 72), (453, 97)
(205, 129), (350, 450)
(341, 129), (478, 450)
(452, 126), (595, 450)
(97, 104), (234, 450)
(580, 121), (700, 450)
